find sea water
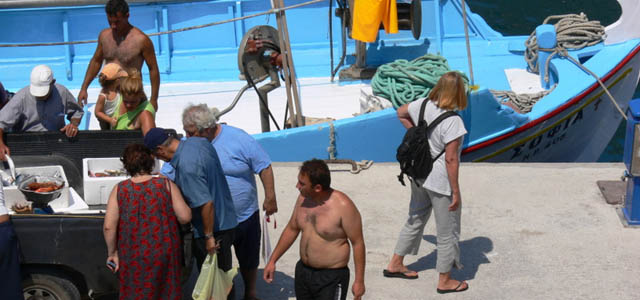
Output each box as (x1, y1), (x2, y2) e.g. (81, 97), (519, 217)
(467, 0), (629, 161)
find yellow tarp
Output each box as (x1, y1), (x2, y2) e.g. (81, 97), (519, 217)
(352, 0), (399, 42)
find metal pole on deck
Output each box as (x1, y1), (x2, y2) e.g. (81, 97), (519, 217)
(461, 0), (475, 85)
(273, 0), (304, 127)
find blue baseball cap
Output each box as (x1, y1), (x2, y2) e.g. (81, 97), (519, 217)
(144, 128), (169, 150)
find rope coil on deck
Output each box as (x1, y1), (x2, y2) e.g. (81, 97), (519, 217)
(502, 13), (626, 119)
(371, 54), (468, 109)
(490, 88), (554, 113)
(525, 13), (605, 74)
(0, 0), (324, 48)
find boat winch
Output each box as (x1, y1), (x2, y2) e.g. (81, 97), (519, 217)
(217, 25), (283, 133)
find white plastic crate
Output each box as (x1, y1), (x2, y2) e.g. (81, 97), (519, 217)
(4, 165), (70, 210)
(83, 157), (162, 205)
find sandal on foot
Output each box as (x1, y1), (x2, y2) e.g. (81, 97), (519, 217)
(437, 281), (468, 294)
(383, 269), (418, 279)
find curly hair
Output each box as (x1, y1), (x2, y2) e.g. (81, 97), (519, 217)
(106, 0), (129, 16)
(299, 159), (331, 190)
(120, 144), (155, 176)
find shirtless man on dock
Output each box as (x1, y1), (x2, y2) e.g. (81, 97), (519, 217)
(77, 0), (160, 111)
(263, 159), (365, 300)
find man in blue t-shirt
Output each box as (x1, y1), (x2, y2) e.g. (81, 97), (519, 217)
(144, 127), (238, 300)
(162, 104), (277, 300)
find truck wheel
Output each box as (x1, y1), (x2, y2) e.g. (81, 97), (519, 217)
(22, 273), (81, 300)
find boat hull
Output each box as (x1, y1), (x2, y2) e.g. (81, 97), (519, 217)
(255, 44), (640, 163)
(463, 45), (640, 162)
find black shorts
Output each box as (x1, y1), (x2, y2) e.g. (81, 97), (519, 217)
(294, 260), (349, 300)
(193, 228), (235, 272)
(232, 210), (261, 270)
(193, 228), (236, 300)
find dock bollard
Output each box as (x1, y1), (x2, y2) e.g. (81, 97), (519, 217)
(536, 24), (557, 90)
(622, 99), (640, 226)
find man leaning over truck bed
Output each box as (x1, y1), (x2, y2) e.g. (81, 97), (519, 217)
(0, 65), (83, 161)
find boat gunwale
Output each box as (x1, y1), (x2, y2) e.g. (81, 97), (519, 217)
(462, 41), (640, 155)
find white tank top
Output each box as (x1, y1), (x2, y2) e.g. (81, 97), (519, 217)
(101, 92), (121, 117)
(0, 185), (7, 216)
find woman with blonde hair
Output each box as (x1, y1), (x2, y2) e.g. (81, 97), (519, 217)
(112, 69), (156, 135)
(384, 71), (469, 294)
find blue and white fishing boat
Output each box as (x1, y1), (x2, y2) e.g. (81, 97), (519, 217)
(1, 0), (639, 163)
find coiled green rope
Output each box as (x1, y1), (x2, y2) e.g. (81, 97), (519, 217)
(371, 54), (466, 108)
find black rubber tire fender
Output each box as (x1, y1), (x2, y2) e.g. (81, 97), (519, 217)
(22, 273), (81, 300)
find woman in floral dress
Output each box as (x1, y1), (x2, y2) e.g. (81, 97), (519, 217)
(103, 143), (191, 299)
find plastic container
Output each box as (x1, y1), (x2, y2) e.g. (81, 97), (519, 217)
(4, 165), (70, 211)
(83, 157), (162, 205)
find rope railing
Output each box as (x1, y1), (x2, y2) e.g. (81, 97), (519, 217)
(0, 0), (325, 48)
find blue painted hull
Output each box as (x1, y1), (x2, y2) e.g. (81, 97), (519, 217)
(257, 42), (640, 163)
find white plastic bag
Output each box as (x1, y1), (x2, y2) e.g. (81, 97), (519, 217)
(261, 214), (274, 265)
(192, 253), (237, 300)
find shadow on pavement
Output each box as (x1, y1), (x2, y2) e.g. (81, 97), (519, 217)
(96, 267), (295, 300)
(406, 235), (493, 281)
(253, 269), (296, 300)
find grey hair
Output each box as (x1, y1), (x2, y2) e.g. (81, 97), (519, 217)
(182, 103), (217, 131)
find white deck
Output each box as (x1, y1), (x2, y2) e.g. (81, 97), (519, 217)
(73, 77), (367, 135)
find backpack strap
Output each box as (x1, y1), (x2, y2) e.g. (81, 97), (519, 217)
(417, 99), (429, 126)
(426, 111), (459, 131)
(427, 111), (460, 162)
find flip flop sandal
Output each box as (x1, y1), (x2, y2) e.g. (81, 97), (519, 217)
(437, 281), (469, 294)
(382, 269), (419, 279)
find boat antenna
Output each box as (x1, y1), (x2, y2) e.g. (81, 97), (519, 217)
(460, 0), (475, 85)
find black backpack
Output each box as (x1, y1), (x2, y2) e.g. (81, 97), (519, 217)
(396, 100), (459, 186)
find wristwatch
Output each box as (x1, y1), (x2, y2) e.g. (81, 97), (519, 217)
(204, 233), (214, 240)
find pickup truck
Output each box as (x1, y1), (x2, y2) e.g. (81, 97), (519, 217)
(7, 130), (191, 299)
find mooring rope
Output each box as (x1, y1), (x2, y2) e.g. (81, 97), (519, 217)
(0, 0), (324, 48)
(524, 13), (605, 74)
(490, 88), (554, 113)
(500, 13), (626, 119)
(371, 54), (468, 109)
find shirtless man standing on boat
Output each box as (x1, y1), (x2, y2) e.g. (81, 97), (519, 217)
(263, 159), (365, 300)
(77, 0), (160, 111)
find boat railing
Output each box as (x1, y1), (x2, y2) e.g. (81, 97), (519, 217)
(0, 0), (210, 9)
(0, 0), (325, 48)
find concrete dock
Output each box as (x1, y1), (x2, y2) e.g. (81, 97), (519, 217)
(232, 162), (640, 300)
